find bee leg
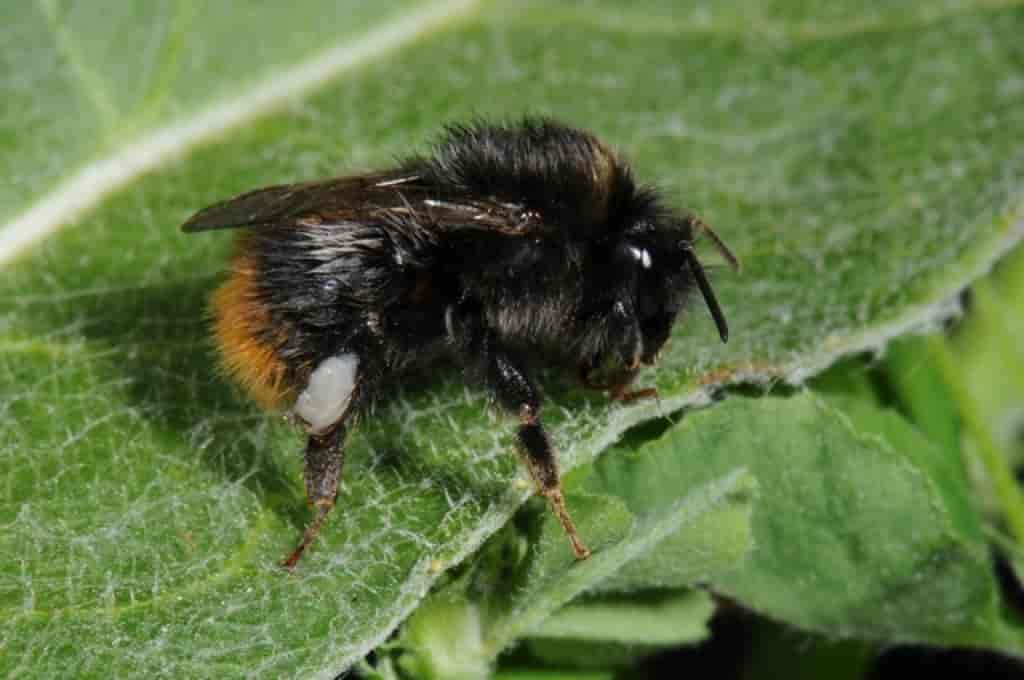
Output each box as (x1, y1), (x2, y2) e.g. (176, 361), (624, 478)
(609, 299), (643, 370)
(450, 300), (589, 558)
(490, 352), (592, 560)
(578, 359), (658, 403)
(607, 376), (658, 403)
(282, 421), (349, 570)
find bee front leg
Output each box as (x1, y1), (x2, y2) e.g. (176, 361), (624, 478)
(576, 284), (656, 402)
(490, 352), (591, 561)
(608, 299), (643, 371)
(578, 353), (658, 404)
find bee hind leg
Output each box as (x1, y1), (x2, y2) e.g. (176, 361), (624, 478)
(282, 422), (350, 570)
(282, 352), (364, 570)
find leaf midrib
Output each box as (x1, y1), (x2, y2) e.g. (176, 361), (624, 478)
(0, 0), (483, 266)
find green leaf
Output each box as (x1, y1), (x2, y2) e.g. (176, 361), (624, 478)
(519, 590), (715, 670)
(395, 491), (636, 680)
(394, 580), (493, 680)
(3, 2), (1023, 677)
(587, 434), (755, 594)
(528, 589), (714, 645)
(953, 247), (1024, 451)
(479, 473), (753, 658)
(517, 638), (669, 672)
(940, 244), (1024, 543)
(0, 0), (463, 243)
(595, 392), (1014, 649)
(493, 671), (614, 680)
(837, 382), (992, 556)
(392, 470), (752, 675)
(881, 336), (962, 460)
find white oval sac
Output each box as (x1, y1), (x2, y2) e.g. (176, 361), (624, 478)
(293, 353), (359, 433)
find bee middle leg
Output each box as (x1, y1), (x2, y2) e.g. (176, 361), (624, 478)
(448, 300), (589, 559)
(490, 352), (591, 560)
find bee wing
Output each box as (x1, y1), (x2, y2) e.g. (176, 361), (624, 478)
(383, 197), (542, 237)
(182, 171), (544, 238)
(180, 172), (422, 232)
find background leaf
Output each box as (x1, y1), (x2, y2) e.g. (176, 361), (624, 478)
(394, 470), (752, 676)
(478, 471), (754, 656)
(2, 1), (1023, 677)
(527, 590), (715, 646)
(589, 392), (1012, 648)
(518, 591), (714, 670)
(0, 0), (467, 247)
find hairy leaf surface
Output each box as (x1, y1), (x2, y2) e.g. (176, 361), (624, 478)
(2, 1), (1023, 677)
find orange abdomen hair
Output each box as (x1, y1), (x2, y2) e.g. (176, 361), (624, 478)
(211, 241), (294, 408)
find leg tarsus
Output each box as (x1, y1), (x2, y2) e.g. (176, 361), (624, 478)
(282, 499), (334, 571)
(542, 484), (591, 560)
(518, 407), (591, 561)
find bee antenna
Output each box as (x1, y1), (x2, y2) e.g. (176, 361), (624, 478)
(687, 216), (740, 273)
(684, 248), (730, 343)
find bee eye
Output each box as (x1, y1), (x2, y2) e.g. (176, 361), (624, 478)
(625, 244), (652, 269)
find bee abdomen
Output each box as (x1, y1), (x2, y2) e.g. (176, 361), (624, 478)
(211, 243), (295, 408)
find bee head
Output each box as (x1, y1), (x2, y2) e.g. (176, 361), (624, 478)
(613, 211), (734, 365)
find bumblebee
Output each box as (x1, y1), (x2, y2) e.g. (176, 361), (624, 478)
(183, 119), (737, 568)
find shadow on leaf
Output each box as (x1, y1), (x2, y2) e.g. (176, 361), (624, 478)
(73, 275), (307, 529)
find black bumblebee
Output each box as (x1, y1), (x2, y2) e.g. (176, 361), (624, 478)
(183, 118), (737, 568)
